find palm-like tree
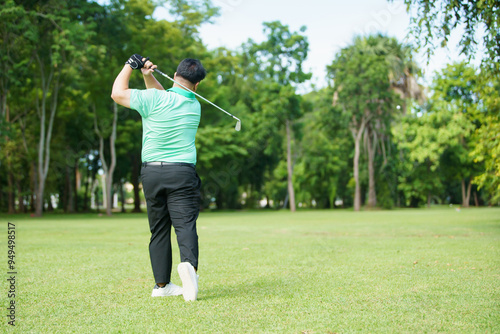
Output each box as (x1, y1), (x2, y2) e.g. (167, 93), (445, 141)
(330, 34), (423, 210)
(364, 36), (425, 208)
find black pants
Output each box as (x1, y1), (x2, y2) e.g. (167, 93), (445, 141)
(140, 163), (201, 284)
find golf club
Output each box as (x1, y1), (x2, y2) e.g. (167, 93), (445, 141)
(153, 68), (241, 131)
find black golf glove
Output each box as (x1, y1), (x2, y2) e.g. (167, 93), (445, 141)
(125, 54), (149, 70)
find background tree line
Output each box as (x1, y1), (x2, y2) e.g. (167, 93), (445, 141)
(1, 0), (498, 215)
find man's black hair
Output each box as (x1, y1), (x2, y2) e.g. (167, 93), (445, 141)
(176, 58), (206, 84)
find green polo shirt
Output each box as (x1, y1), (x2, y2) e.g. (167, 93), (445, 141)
(130, 87), (201, 164)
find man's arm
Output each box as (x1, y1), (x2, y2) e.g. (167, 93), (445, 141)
(141, 60), (165, 90)
(111, 65), (133, 108)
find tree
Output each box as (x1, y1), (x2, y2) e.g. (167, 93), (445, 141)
(329, 35), (402, 210)
(93, 103), (117, 216)
(394, 63), (481, 207)
(362, 36), (423, 208)
(468, 66), (500, 204)
(432, 62), (484, 207)
(0, 1), (37, 213)
(471, 117), (500, 204)
(245, 21), (311, 212)
(329, 34), (422, 210)
(13, 0), (98, 216)
(0, 0), (226, 213)
(396, 0), (500, 73)
(394, 104), (473, 207)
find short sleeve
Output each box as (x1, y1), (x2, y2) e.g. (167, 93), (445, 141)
(130, 89), (158, 118)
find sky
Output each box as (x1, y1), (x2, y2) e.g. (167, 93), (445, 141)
(154, 0), (477, 91)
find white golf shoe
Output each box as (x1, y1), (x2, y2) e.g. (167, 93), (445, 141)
(151, 283), (183, 297)
(177, 262), (199, 301)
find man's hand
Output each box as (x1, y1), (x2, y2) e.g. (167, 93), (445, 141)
(141, 59), (157, 76)
(126, 54), (149, 70)
(141, 59), (164, 90)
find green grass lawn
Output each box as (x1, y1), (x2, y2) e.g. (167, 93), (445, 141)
(2, 208), (499, 333)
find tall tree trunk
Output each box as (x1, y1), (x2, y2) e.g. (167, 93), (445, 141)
(466, 180), (472, 208)
(111, 184), (116, 209)
(35, 60), (59, 217)
(101, 175), (107, 209)
(105, 174), (113, 215)
(94, 102), (117, 216)
(366, 127), (377, 208)
(35, 182), (45, 215)
(461, 179), (472, 208)
(286, 119), (296, 212)
(351, 118), (368, 212)
(474, 191), (479, 207)
(90, 158), (98, 211)
(30, 162), (36, 212)
(353, 134), (362, 212)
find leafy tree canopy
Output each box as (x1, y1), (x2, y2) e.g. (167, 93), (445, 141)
(396, 0), (500, 73)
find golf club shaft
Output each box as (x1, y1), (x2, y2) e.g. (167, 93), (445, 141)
(153, 68), (241, 123)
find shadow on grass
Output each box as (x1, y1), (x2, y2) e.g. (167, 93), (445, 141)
(199, 277), (282, 301)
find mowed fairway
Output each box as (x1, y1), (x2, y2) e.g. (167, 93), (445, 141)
(2, 208), (499, 333)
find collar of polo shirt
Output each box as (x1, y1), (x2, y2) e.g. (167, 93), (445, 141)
(167, 87), (196, 99)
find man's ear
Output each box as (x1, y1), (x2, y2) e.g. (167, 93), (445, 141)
(193, 82), (200, 92)
(173, 72), (178, 80)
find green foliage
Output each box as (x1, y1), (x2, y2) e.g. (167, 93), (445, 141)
(398, 0), (500, 73)
(328, 34), (414, 209)
(294, 88), (351, 208)
(167, 0), (220, 31)
(235, 21), (311, 209)
(467, 69), (500, 203)
(394, 105), (471, 206)
(0, 0), (221, 213)
(248, 21), (311, 86)
(195, 126), (247, 209)
(394, 62), (491, 207)
(1, 0), (498, 213)
(329, 35), (396, 122)
(471, 116), (500, 203)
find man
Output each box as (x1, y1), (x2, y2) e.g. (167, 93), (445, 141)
(111, 54), (205, 301)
